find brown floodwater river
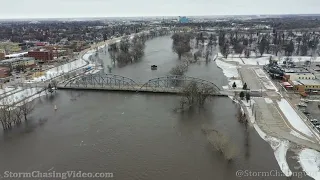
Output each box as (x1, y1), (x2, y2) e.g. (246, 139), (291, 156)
(0, 35), (312, 180)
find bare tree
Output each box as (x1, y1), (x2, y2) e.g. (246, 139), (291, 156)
(169, 64), (188, 76)
(130, 41), (145, 61)
(14, 107), (23, 125)
(0, 97), (14, 130)
(109, 50), (117, 64)
(18, 99), (35, 121)
(181, 82), (216, 108)
(202, 126), (238, 161)
(172, 32), (192, 59)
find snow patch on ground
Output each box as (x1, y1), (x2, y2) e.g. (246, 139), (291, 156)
(277, 99), (314, 138)
(299, 148), (320, 180)
(242, 99), (292, 176)
(290, 130), (314, 142)
(242, 56), (270, 65)
(267, 138), (292, 177)
(0, 87), (17, 95)
(216, 59), (243, 89)
(221, 53), (271, 65)
(265, 98), (273, 104)
(0, 88), (43, 106)
(216, 59), (239, 78)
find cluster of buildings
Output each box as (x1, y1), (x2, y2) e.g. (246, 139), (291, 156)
(0, 42), (75, 80)
(276, 66), (320, 96)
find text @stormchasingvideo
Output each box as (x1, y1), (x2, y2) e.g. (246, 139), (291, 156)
(236, 169), (317, 178)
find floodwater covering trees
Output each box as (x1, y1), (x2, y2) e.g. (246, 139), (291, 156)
(108, 34), (147, 66)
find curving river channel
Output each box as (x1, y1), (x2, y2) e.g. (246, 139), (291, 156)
(0, 36), (311, 180)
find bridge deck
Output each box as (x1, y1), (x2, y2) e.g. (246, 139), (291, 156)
(57, 84), (228, 96)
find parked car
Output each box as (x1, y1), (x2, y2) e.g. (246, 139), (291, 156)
(312, 122), (320, 126)
(298, 103), (308, 107)
(311, 119), (318, 123)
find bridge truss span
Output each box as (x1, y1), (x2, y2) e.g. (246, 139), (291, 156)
(140, 75), (221, 93)
(64, 73), (139, 90)
(62, 74), (221, 94)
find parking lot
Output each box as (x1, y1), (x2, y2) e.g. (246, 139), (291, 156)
(297, 101), (320, 131)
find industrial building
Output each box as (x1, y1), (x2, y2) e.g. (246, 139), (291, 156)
(0, 57), (36, 68)
(178, 16), (189, 23)
(291, 79), (320, 93)
(28, 49), (53, 61)
(282, 67), (320, 94)
(283, 67), (316, 81)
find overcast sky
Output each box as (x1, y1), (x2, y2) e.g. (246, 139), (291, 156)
(2, 0), (320, 19)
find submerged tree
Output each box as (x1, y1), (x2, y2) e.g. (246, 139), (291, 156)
(171, 32), (191, 59)
(180, 82), (216, 108)
(48, 83), (54, 94)
(18, 99), (35, 121)
(202, 126), (238, 161)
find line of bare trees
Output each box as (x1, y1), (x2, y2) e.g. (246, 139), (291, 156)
(0, 93), (35, 130)
(172, 31), (216, 64)
(218, 29), (320, 59)
(109, 34), (147, 66)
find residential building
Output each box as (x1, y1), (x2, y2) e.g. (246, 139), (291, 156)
(0, 66), (11, 78)
(0, 57), (35, 68)
(28, 49), (53, 61)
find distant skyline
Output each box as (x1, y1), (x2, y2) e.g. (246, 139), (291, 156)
(2, 0), (320, 19)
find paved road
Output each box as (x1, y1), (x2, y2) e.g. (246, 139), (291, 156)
(251, 97), (320, 150)
(239, 67), (264, 90)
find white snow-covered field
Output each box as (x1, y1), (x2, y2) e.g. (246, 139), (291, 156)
(0, 88), (43, 106)
(0, 87), (16, 95)
(299, 148), (320, 180)
(221, 53), (271, 65)
(277, 99), (314, 138)
(241, 99), (292, 177)
(216, 59), (243, 89)
(242, 56), (270, 65)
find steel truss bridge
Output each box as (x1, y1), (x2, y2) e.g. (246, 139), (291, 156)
(58, 73), (225, 95)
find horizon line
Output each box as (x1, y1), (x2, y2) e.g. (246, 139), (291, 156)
(1, 13), (320, 20)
